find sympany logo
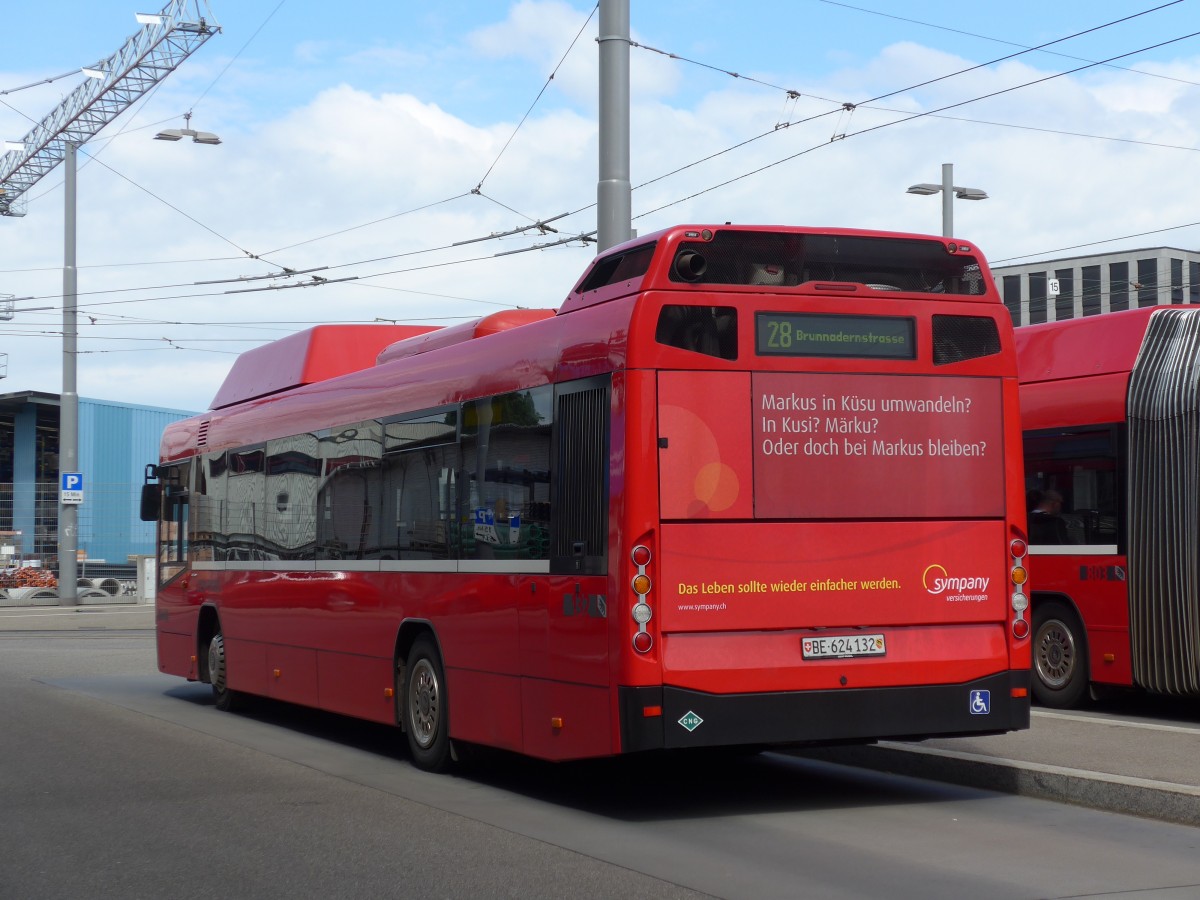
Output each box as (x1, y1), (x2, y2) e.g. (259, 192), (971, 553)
(922, 563), (990, 595)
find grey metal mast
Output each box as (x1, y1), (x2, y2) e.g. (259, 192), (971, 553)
(596, 0), (631, 253)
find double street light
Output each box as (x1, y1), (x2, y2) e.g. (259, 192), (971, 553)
(907, 162), (988, 237)
(155, 111), (221, 145)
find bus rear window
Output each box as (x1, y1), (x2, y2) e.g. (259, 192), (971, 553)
(656, 305), (737, 359)
(668, 230), (984, 295)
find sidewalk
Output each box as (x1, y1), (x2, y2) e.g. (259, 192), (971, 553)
(0, 601), (154, 631)
(801, 709), (1200, 827)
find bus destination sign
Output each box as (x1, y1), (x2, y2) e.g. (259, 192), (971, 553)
(756, 312), (915, 360)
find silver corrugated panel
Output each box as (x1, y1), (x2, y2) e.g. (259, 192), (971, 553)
(1127, 308), (1200, 694)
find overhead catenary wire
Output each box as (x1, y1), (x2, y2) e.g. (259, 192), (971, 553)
(815, 0), (1200, 89)
(8, 4), (1190, 293)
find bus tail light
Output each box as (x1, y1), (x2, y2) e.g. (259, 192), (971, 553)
(1010, 535), (1029, 640)
(630, 544), (654, 653)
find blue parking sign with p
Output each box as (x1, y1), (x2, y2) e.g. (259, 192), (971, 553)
(61, 472), (84, 505)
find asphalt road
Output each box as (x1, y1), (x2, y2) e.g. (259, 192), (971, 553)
(2, 624), (1199, 900)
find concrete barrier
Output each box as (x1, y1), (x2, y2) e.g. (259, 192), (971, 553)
(1, 587), (60, 607)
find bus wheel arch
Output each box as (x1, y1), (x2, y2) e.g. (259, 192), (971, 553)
(395, 623), (452, 772)
(1031, 594), (1089, 709)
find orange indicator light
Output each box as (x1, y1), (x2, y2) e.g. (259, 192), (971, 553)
(384, 687), (395, 698)
(550, 717), (564, 730)
(643, 705), (662, 717)
(1011, 687), (1028, 698)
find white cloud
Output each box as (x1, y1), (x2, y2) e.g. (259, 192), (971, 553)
(3, 2), (1200, 414)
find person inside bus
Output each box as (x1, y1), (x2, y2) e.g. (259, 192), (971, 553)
(1028, 489), (1070, 544)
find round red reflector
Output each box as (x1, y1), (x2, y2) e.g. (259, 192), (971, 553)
(1010, 539), (1027, 559)
(1012, 618), (1030, 640)
(632, 631), (653, 653)
(631, 545), (651, 567)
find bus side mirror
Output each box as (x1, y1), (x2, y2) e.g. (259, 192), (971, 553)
(140, 483), (161, 522)
(140, 464), (161, 521)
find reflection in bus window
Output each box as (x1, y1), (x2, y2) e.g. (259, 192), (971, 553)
(461, 387), (553, 561)
(316, 421), (384, 560)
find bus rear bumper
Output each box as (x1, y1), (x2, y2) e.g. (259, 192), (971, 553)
(619, 671), (1031, 753)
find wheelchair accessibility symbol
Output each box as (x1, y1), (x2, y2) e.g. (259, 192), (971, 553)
(969, 690), (991, 715)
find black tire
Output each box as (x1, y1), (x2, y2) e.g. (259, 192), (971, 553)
(402, 635), (451, 772)
(206, 627), (241, 712)
(1031, 599), (1089, 709)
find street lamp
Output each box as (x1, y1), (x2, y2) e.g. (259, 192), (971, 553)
(155, 111), (221, 145)
(906, 163), (988, 237)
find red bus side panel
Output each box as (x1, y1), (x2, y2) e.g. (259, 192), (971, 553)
(1028, 552), (1134, 687)
(658, 371), (754, 519)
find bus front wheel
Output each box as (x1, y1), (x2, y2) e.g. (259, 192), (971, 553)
(1032, 600), (1088, 709)
(207, 627), (241, 712)
(402, 635), (451, 772)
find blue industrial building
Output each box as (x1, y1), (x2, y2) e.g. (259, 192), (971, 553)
(0, 391), (193, 567)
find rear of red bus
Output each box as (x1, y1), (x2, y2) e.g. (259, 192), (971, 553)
(582, 226), (1031, 751)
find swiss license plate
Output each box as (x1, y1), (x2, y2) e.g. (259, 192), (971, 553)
(802, 633), (886, 660)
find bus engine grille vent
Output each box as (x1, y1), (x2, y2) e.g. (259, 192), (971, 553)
(1127, 307), (1200, 694)
(550, 378), (610, 576)
(932, 315), (1001, 365)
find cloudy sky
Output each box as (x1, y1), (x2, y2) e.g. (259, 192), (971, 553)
(2, 0), (1198, 412)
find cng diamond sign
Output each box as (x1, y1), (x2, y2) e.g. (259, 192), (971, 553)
(60, 472), (84, 505)
(677, 711), (704, 732)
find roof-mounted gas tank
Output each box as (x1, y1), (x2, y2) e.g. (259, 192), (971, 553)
(376, 308), (555, 365)
(209, 324), (437, 409)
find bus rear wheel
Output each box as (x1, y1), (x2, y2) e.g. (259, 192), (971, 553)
(402, 635), (451, 772)
(207, 628), (240, 712)
(1032, 600), (1088, 709)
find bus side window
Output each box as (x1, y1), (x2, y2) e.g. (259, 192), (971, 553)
(1024, 424), (1122, 549)
(461, 387), (553, 562)
(158, 460), (192, 584)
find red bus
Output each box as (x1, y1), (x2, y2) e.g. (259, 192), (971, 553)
(145, 224), (1031, 770)
(1018, 305), (1200, 708)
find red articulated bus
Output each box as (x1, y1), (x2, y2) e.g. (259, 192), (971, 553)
(145, 224), (1031, 771)
(1018, 305), (1200, 708)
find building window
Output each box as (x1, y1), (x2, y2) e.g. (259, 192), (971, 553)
(1171, 258), (1184, 303)
(1191, 261), (1200, 304)
(1028, 272), (1047, 325)
(1137, 258), (1157, 308)
(1002, 274), (1022, 325)
(1054, 268), (1074, 321)
(1082, 265), (1101, 317)
(1110, 261), (1129, 312)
